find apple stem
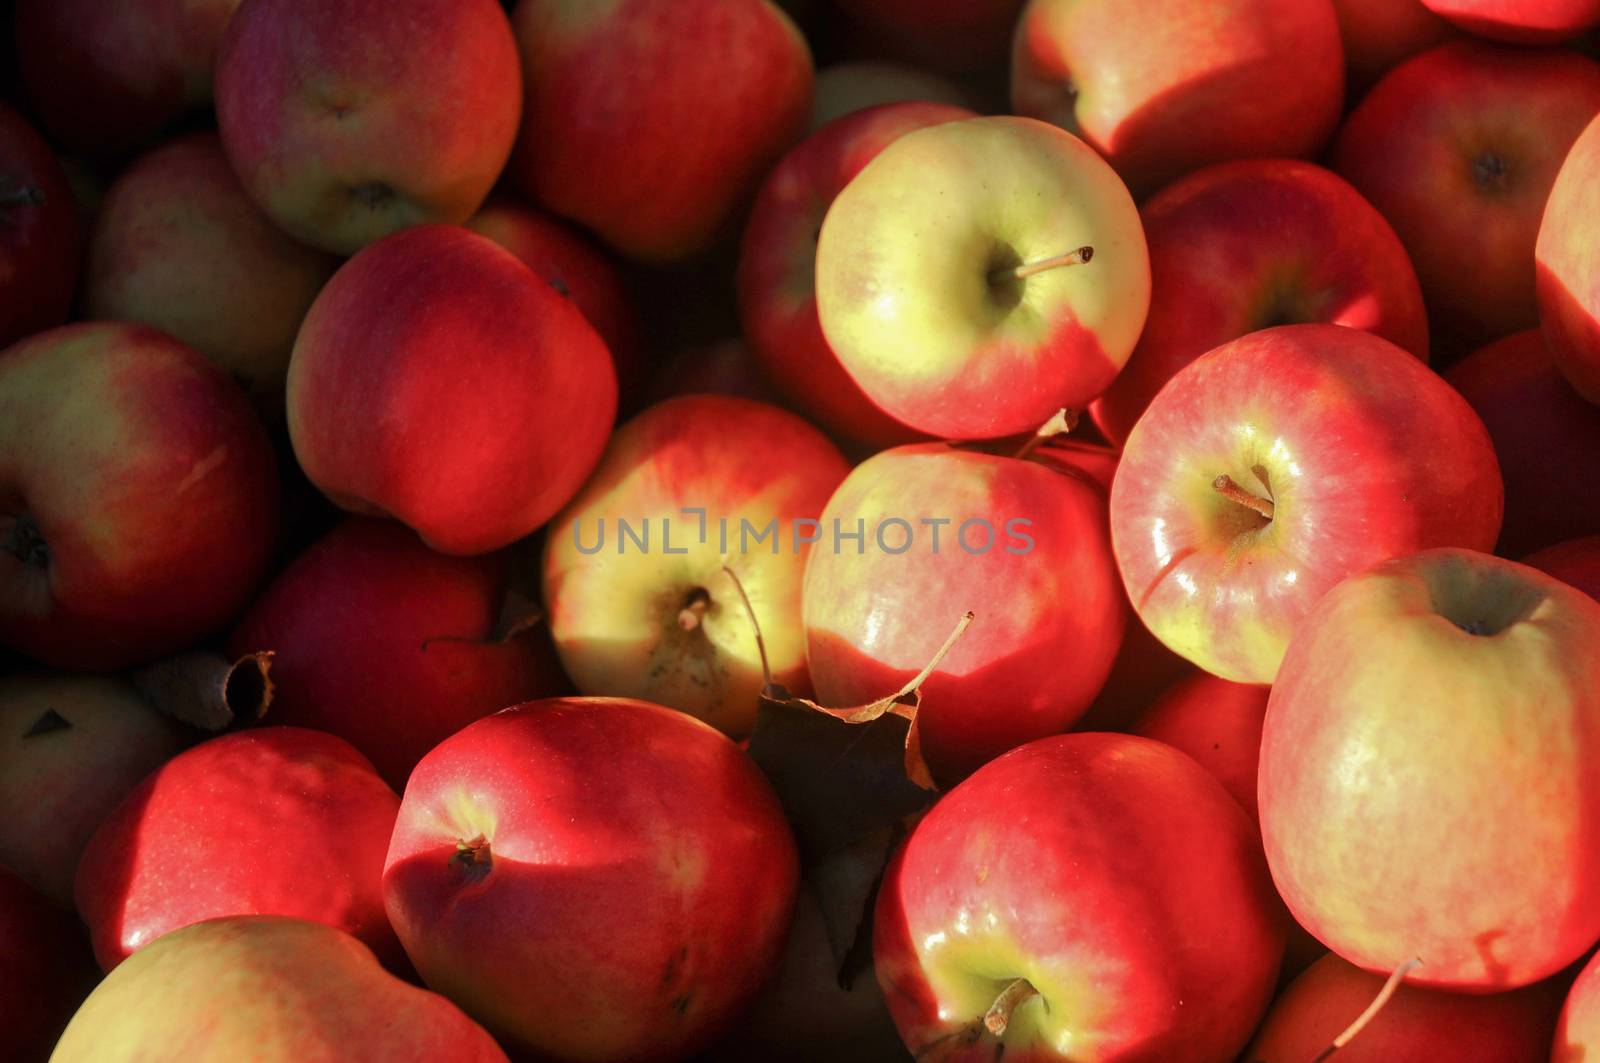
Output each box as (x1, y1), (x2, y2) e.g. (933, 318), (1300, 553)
(1212, 474), (1275, 521)
(889, 611), (975, 703)
(1310, 957), (1423, 1062)
(1012, 407), (1080, 460)
(0, 185), (44, 208)
(983, 978), (1039, 1037)
(721, 564), (773, 690)
(677, 588), (711, 632)
(1007, 245), (1093, 281)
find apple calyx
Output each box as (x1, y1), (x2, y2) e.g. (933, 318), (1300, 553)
(350, 182), (395, 211)
(3, 512), (49, 569)
(1013, 407), (1080, 460)
(1212, 474), (1275, 521)
(1305, 957), (1423, 1063)
(450, 834), (493, 881)
(677, 587), (713, 632)
(1473, 152), (1510, 194)
(0, 184), (45, 208)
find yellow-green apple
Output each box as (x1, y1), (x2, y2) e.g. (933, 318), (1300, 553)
(831, 0), (1024, 72)
(1010, 0), (1345, 197)
(739, 101), (974, 447)
(0, 322), (280, 671)
(1334, 42), (1600, 352)
(508, 0), (813, 262)
(1245, 953), (1562, 1062)
(1332, 0), (1456, 92)
(1132, 673), (1269, 821)
(543, 395), (848, 736)
(383, 697), (799, 1062)
(1260, 548), (1600, 990)
(0, 102), (78, 348)
(82, 132), (338, 411)
(1110, 324), (1503, 685)
(227, 518), (568, 789)
(287, 224), (616, 556)
(14, 0), (239, 156)
(0, 864), (96, 1063)
(809, 62), (976, 130)
(1555, 949), (1600, 1061)
(465, 196), (643, 397)
(1536, 112), (1600, 404)
(50, 916), (509, 1063)
(814, 115), (1149, 441)
(1089, 158), (1429, 446)
(1420, 0), (1600, 41)
(875, 732), (1285, 1061)
(0, 672), (188, 905)
(74, 727), (402, 971)
(1445, 330), (1600, 556)
(1525, 536), (1600, 600)
(803, 443), (1125, 785)
(215, 0), (521, 255)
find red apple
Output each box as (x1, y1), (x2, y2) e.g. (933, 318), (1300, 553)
(543, 395), (849, 736)
(1111, 324), (1503, 685)
(643, 338), (778, 407)
(508, 0), (813, 262)
(809, 61), (976, 130)
(738, 101), (974, 447)
(383, 697), (799, 1062)
(832, 0), (1025, 72)
(1556, 949), (1600, 1061)
(876, 732), (1285, 1061)
(1445, 329), (1600, 556)
(1524, 536), (1600, 600)
(82, 132), (338, 410)
(1420, 0), (1600, 42)
(0, 102), (78, 349)
(1089, 158), (1429, 446)
(804, 443), (1126, 785)
(287, 224), (616, 556)
(0, 864), (96, 1063)
(0, 322), (280, 671)
(1536, 112), (1600, 404)
(1011, 0), (1345, 196)
(1332, 0), (1457, 92)
(1132, 673), (1269, 821)
(215, 0), (522, 255)
(75, 727), (402, 971)
(1334, 41), (1600, 350)
(50, 916), (509, 1062)
(1260, 548), (1600, 990)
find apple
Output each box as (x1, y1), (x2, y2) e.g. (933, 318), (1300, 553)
(0, 864), (96, 1063)
(543, 395), (849, 736)
(803, 443), (1126, 785)
(383, 696), (799, 1062)
(0, 672), (189, 906)
(1132, 673), (1269, 820)
(0, 102), (78, 349)
(1332, 0), (1456, 92)
(1334, 41), (1600, 351)
(875, 732), (1285, 1061)
(739, 100), (975, 447)
(215, 0), (521, 255)
(1260, 548), (1600, 990)
(1010, 0), (1345, 197)
(286, 224), (616, 557)
(75, 727), (402, 971)
(0, 322), (280, 671)
(227, 518), (568, 789)
(82, 132), (338, 411)
(1089, 158), (1429, 446)
(643, 338), (779, 407)
(1524, 536), (1600, 601)
(1110, 324), (1503, 685)
(831, 0), (1024, 72)
(1555, 949), (1600, 1061)
(50, 916), (509, 1063)
(1419, 0), (1600, 42)
(1536, 112), (1600, 404)
(814, 115), (1150, 441)
(14, 0), (239, 156)
(1445, 329), (1600, 556)
(809, 62), (976, 130)
(507, 0), (813, 262)
(1246, 952), (1561, 1062)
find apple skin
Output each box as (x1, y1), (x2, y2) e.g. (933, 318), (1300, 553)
(287, 224), (616, 557)
(1259, 548), (1600, 990)
(383, 697), (800, 1062)
(82, 132), (338, 410)
(875, 732), (1285, 1062)
(74, 727), (403, 972)
(1010, 0), (1345, 197)
(1110, 324), (1503, 685)
(1245, 952), (1561, 1063)
(1445, 330), (1600, 557)
(226, 518), (569, 790)
(803, 443), (1126, 786)
(0, 672), (189, 906)
(1132, 673), (1268, 821)
(215, 0), (522, 256)
(14, 0), (239, 157)
(1332, 0), (1457, 92)
(832, 0), (1024, 72)
(50, 916), (509, 1063)
(1555, 949), (1600, 1061)
(1334, 41), (1600, 351)
(0, 864), (97, 1063)
(1537, 112), (1600, 404)
(815, 115), (1150, 441)
(643, 338), (780, 408)
(738, 100), (975, 447)
(0, 322), (280, 671)
(508, 0), (813, 263)
(543, 395), (849, 737)
(1524, 536), (1600, 601)
(0, 102), (79, 349)
(1419, 0), (1600, 42)
(809, 62), (976, 130)
(1089, 158), (1429, 446)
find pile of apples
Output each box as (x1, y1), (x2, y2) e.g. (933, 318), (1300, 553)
(7, 0), (1600, 1059)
